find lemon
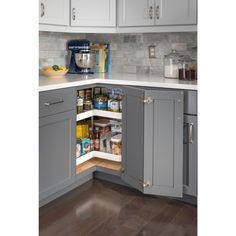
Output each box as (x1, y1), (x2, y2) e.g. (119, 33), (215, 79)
(44, 67), (53, 71)
(59, 66), (67, 71)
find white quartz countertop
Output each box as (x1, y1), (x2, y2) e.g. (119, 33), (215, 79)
(39, 73), (197, 92)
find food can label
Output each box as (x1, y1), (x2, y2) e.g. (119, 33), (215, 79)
(110, 101), (119, 112)
(77, 98), (83, 106)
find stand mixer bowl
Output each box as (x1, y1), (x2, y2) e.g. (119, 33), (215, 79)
(75, 52), (95, 72)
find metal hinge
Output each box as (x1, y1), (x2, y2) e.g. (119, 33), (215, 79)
(139, 178), (151, 188)
(143, 97), (153, 104)
(120, 167), (125, 174)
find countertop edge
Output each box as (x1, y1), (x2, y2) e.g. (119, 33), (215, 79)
(39, 78), (197, 92)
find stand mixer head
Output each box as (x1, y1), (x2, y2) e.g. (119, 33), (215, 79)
(67, 39), (95, 74)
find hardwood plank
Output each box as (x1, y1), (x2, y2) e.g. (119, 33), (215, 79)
(39, 179), (197, 236)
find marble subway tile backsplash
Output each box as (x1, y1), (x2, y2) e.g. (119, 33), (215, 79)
(39, 31), (197, 76)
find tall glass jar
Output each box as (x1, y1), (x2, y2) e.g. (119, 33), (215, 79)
(178, 55), (197, 80)
(164, 49), (179, 78)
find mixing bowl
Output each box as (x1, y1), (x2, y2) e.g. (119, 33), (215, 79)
(75, 52), (95, 72)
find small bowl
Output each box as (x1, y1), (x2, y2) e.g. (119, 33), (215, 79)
(41, 67), (69, 78)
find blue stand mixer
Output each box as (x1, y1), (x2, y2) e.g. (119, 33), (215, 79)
(67, 39), (95, 74)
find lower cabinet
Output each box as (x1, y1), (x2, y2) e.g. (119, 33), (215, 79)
(39, 110), (76, 201)
(183, 114), (197, 197)
(121, 87), (184, 197)
(39, 85), (197, 205)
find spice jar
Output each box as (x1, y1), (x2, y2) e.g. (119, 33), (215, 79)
(164, 49), (179, 78)
(178, 55), (197, 80)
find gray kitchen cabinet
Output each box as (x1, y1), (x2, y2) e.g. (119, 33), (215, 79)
(39, 110), (76, 201)
(71, 0), (116, 27)
(183, 114), (197, 197)
(118, 0), (155, 27)
(122, 87), (184, 197)
(39, 0), (70, 26)
(39, 87), (76, 202)
(119, 0), (197, 27)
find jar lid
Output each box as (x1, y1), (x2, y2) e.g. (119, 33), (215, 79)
(111, 134), (122, 143)
(94, 119), (111, 127)
(165, 49), (179, 58)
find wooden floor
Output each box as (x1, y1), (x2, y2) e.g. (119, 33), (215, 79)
(39, 179), (197, 236)
(76, 158), (122, 174)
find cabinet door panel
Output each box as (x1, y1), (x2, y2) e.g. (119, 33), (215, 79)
(71, 0), (116, 27)
(143, 90), (184, 197)
(39, 0), (69, 26)
(121, 87), (145, 192)
(39, 110), (76, 201)
(183, 115), (197, 196)
(119, 0), (155, 26)
(155, 0), (197, 25)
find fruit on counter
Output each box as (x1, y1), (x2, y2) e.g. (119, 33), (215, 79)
(52, 65), (60, 71)
(43, 65), (68, 71)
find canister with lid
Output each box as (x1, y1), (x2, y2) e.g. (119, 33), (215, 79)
(111, 134), (122, 155)
(164, 49), (179, 78)
(178, 55), (197, 80)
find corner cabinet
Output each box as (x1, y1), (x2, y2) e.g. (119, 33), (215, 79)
(71, 0), (116, 27)
(121, 87), (184, 197)
(118, 0), (197, 27)
(39, 0), (69, 26)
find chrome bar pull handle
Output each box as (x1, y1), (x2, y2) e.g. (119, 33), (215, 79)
(40, 3), (45, 17)
(72, 8), (76, 21)
(188, 123), (194, 144)
(156, 5), (160, 19)
(149, 6), (153, 20)
(44, 100), (64, 106)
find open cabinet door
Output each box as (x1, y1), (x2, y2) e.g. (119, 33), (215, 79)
(121, 86), (145, 192)
(143, 90), (184, 197)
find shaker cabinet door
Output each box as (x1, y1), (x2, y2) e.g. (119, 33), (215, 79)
(122, 87), (184, 198)
(71, 0), (116, 27)
(118, 0), (155, 26)
(143, 90), (184, 197)
(39, 110), (76, 201)
(39, 0), (69, 26)
(121, 87), (145, 192)
(155, 0), (197, 25)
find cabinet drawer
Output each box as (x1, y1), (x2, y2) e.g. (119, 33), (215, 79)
(184, 91), (197, 115)
(39, 88), (76, 117)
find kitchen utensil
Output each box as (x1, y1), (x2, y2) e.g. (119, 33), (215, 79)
(67, 39), (95, 74)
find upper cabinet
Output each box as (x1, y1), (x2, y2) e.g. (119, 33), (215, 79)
(39, 0), (69, 26)
(119, 0), (197, 27)
(119, 0), (155, 27)
(39, 0), (197, 33)
(71, 0), (116, 27)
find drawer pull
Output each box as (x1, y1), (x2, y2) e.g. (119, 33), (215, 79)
(44, 100), (64, 106)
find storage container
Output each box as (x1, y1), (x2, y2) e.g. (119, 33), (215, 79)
(164, 49), (179, 78)
(111, 134), (122, 155)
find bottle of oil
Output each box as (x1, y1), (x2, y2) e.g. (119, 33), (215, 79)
(77, 90), (84, 114)
(94, 127), (100, 151)
(89, 127), (94, 151)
